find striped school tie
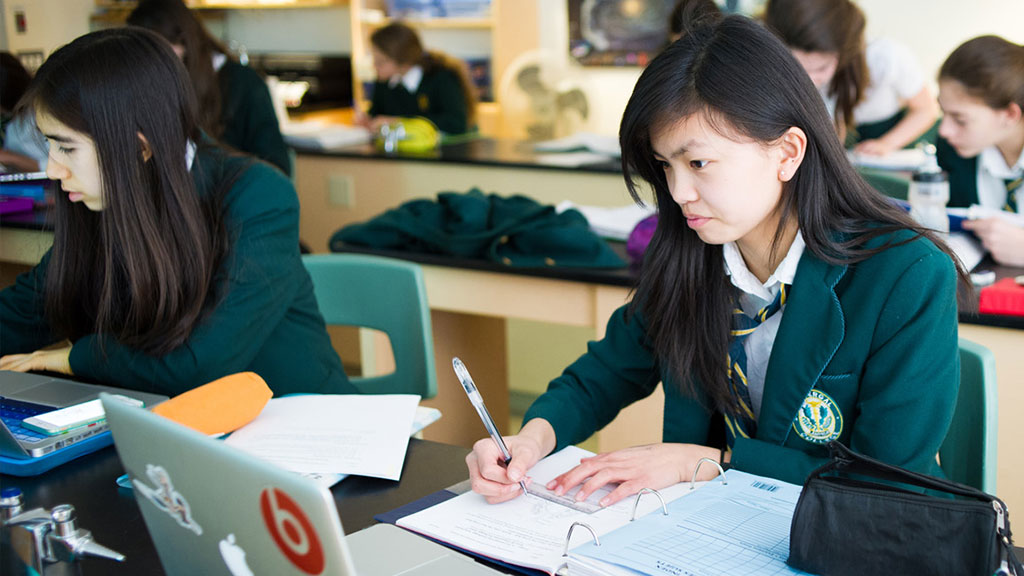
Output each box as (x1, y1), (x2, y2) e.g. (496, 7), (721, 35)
(723, 284), (790, 448)
(1005, 176), (1021, 213)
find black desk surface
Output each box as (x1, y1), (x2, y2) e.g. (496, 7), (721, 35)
(294, 136), (622, 174)
(1, 439), (472, 576)
(4, 439), (1023, 574)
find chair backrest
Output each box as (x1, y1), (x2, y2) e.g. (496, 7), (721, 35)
(303, 254), (436, 398)
(939, 338), (998, 493)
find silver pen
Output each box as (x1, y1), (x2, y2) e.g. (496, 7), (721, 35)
(452, 357), (529, 495)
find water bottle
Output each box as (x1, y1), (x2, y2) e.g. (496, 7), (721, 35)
(908, 144), (950, 234)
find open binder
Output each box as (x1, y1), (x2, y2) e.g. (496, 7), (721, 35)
(559, 461), (810, 576)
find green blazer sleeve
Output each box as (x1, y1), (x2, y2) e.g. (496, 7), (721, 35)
(219, 62), (292, 177)
(523, 305), (663, 451)
(0, 251), (57, 355)
(417, 68), (469, 135)
(68, 157), (352, 396)
(730, 246), (959, 485)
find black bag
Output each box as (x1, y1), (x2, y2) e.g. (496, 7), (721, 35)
(788, 441), (1022, 576)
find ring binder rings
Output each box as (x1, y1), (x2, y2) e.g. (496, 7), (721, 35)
(629, 488), (667, 521)
(689, 457), (728, 490)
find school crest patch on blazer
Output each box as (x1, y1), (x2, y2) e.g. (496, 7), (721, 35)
(794, 389), (843, 444)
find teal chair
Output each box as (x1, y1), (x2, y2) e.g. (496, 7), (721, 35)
(939, 338), (998, 493)
(302, 254), (437, 399)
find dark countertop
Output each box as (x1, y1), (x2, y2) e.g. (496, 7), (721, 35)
(293, 136), (623, 174)
(4, 208), (1021, 329)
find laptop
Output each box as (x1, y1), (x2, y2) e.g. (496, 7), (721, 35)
(0, 371), (167, 475)
(101, 394), (508, 576)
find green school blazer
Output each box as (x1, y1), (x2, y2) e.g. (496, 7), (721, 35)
(936, 136), (983, 208)
(524, 229), (960, 486)
(0, 145), (354, 397)
(219, 61), (292, 177)
(368, 67), (470, 135)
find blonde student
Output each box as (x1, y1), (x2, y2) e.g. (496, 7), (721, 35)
(467, 15), (968, 507)
(355, 22), (477, 136)
(0, 28), (355, 397)
(764, 0), (939, 156)
(937, 35), (1024, 267)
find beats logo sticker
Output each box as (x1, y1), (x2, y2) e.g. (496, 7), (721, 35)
(260, 487), (325, 574)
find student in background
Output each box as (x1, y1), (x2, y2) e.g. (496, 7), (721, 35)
(356, 22), (477, 136)
(0, 52), (47, 173)
(467, 16), (967, 506)
(127, 0), (292, 176)
(668, 0), (722, 43)
(937, 36), (1024, 267)
(0, 28), (355, 397)
(764, 0), (939, 156)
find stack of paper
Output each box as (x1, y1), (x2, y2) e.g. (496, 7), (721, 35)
(282, 121), (372, 150)
(224, 394), (424, 483)
(534, 132), (621, 157)
(557, 201), (656, 241)
(848, 148), (926, 171)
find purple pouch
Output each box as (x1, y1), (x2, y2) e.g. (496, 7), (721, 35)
(626, 214), (658, 264)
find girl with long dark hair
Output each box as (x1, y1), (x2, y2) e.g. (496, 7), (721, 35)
(467, 15), (967, 507)
(0, 28), (354, 397)
(127, 0), (292, 176)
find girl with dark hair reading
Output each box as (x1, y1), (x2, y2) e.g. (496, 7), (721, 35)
(764, 0), (939, 156)
(356, 21), (477, 135)
(467, 15), (967, 507)
(936, 35), (1024, 267)
(0, 28), (355, 397)
(127, 0), (292, 176)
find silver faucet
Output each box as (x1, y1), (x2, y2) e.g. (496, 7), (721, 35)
(2, 488), (124, 575)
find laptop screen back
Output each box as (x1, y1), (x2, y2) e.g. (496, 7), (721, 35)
(102, 394), (357, 576)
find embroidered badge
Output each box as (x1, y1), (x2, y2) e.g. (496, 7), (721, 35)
(793, 388), (843, 444)
(418, 94), (429, 111)
(132, 464), (203, 535)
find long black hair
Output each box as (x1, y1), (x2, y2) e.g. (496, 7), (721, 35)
(128, 0), (231, 138)
(22, 27), (229, 355)
(619, 15), (968, 415)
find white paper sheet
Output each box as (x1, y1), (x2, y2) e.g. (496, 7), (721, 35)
(223, 394), (419, 480)
(397, 446), (698, 575)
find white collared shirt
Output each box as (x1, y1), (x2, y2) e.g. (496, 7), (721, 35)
(976, 145), (1024, 214)
(723, 232), (806, 419)
(388, 65), (424, 94)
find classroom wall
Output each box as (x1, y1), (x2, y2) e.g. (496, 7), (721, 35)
(1, 0), (92, 58)
(222, 7), (352, 54)
(535, 0), (1024, 137)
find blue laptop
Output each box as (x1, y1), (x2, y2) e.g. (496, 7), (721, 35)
(0, 370), (166, 476)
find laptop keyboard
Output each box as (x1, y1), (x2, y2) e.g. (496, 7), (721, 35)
(0, 397), (52, 443)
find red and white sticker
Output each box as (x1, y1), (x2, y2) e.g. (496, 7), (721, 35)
(260, 487), (325, 575)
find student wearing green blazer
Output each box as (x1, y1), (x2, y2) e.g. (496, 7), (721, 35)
(356, 22), (477, 136)
(936, 35), (1024, 267)
(128, 0), (292, 177)
(467, 16), (968, 507)
(0, 28), (354, 398)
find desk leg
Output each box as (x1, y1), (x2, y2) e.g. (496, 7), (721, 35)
(959, 324), (1023, 515)
(421, 311), (509, 448)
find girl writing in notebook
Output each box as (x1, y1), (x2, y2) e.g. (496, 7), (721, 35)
(764, 0), (939, 156)
(0, 28), (355, 397)
(467, 15), (968, 507)
(936, 35), (1024, 267)
(355, 22), (477, 136)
